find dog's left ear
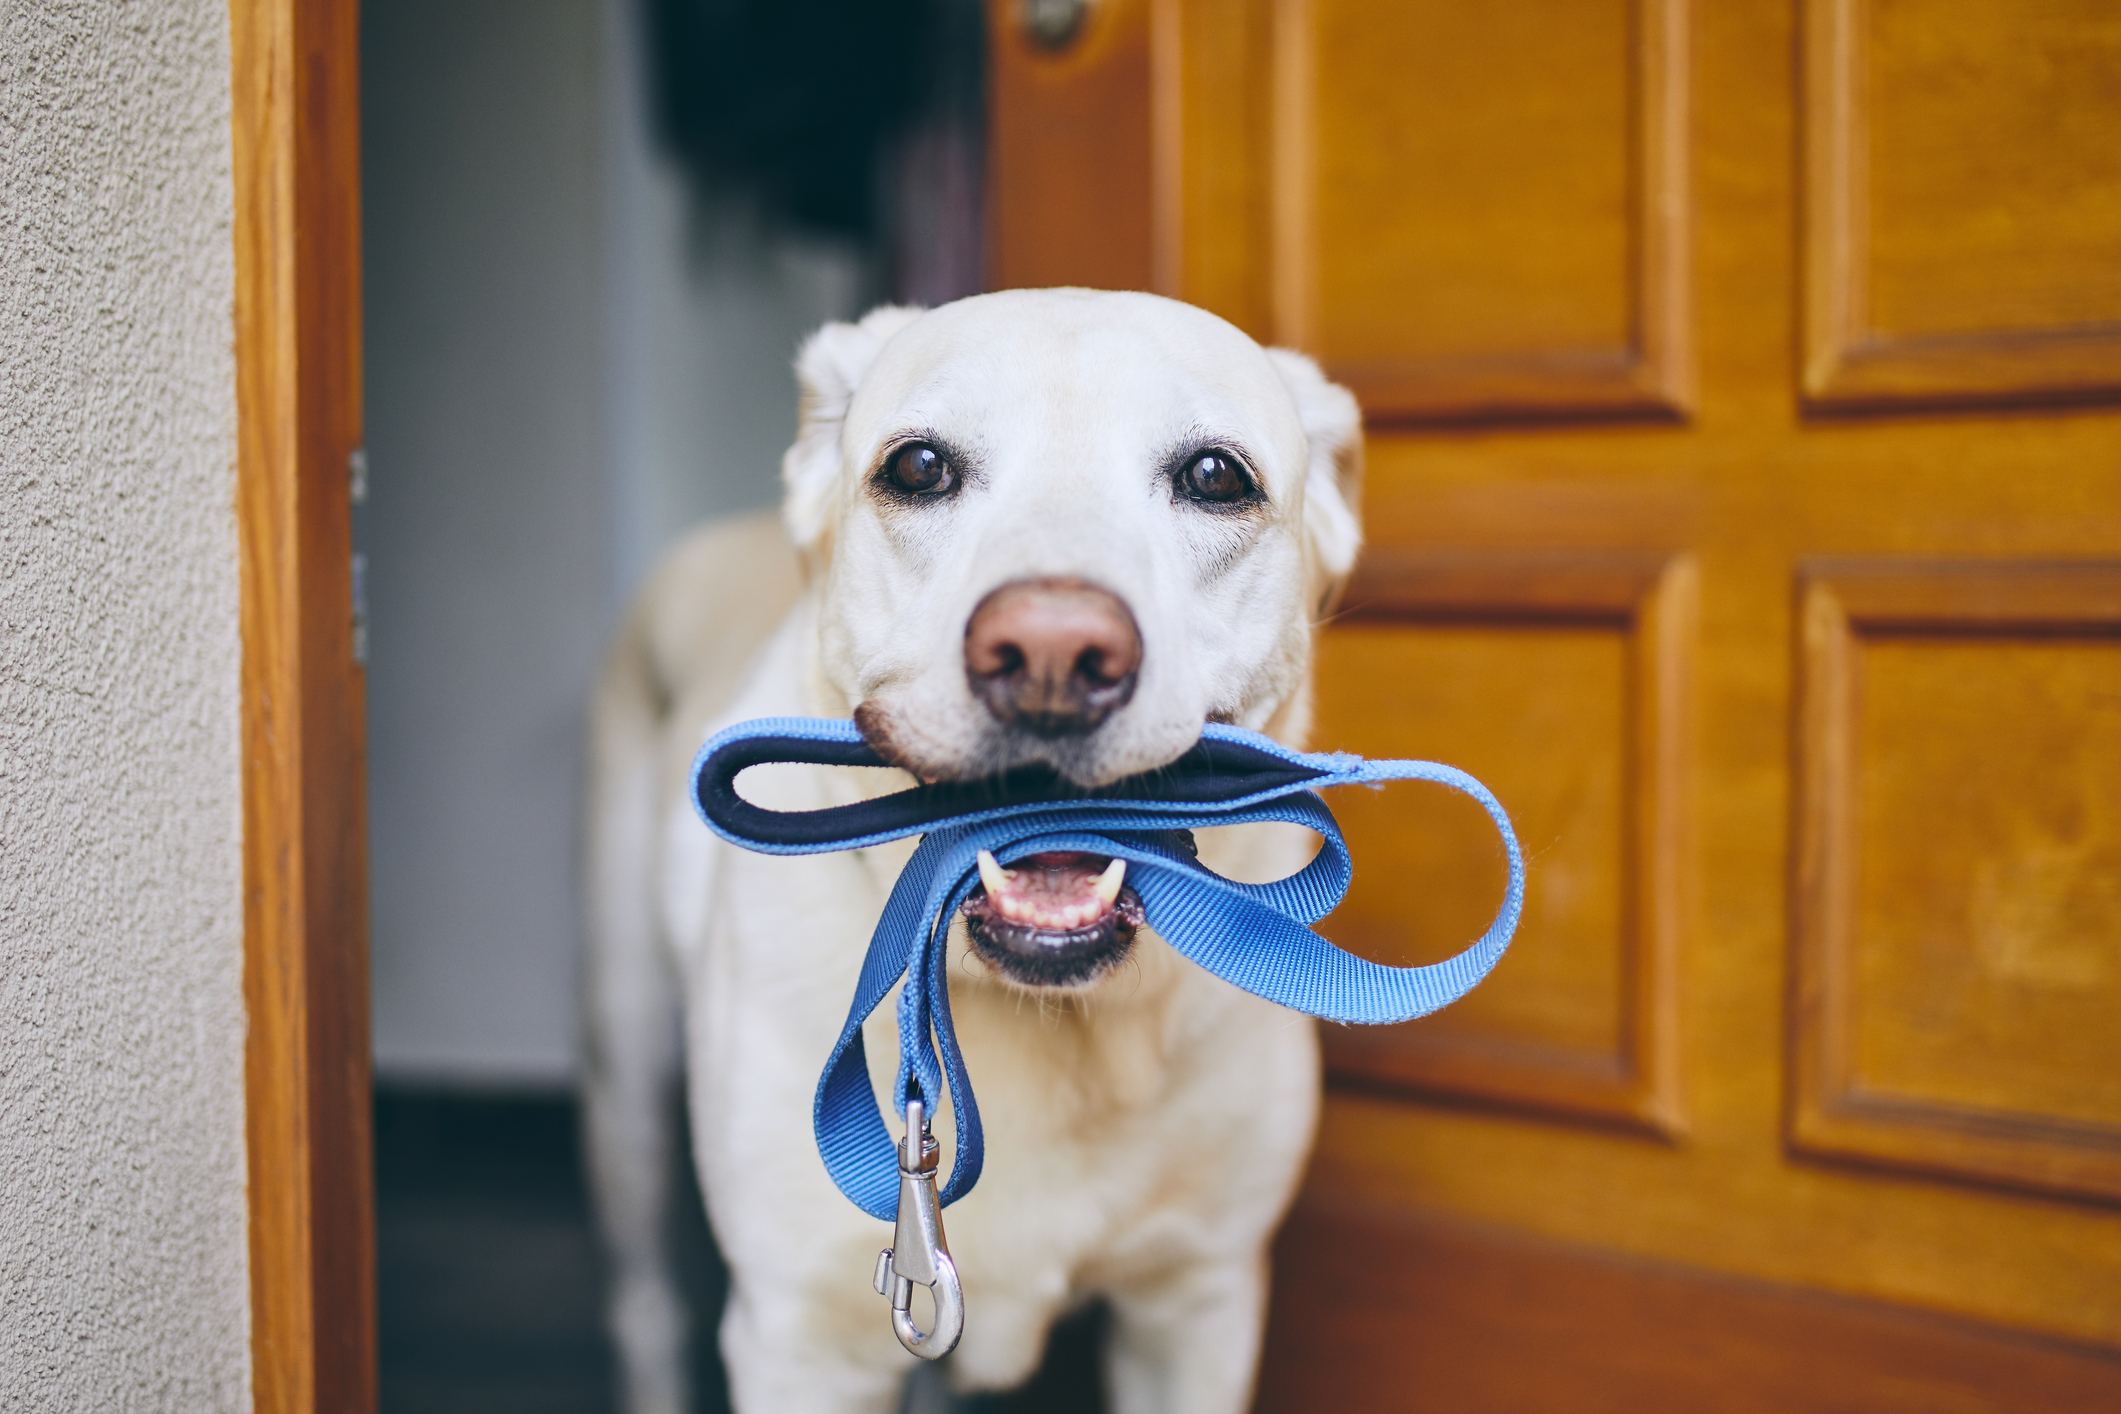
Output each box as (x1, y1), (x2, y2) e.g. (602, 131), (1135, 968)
(783, 304), (928, 552)
(1265, 348), (1364, 612)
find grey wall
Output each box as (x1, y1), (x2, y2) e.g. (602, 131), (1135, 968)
(362, 0), (611, 1084)
(362, 0), (868, 1084)
(0, 2), (251, 1405)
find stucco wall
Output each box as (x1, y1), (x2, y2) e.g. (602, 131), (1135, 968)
(0, 3), (250, 1409)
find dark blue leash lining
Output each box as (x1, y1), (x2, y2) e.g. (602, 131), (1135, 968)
(693, 722), (1331, 851)
(691, 716), (1525, 1223)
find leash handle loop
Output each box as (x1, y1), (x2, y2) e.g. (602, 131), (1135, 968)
(691, 718), (1525, 1222)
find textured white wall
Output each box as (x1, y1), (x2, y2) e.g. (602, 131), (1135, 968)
(0, 2), (250, 1409)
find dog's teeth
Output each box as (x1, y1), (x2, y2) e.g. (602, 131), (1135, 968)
(1093, 858), (1126, 909)
(977, 849), (1014, 898)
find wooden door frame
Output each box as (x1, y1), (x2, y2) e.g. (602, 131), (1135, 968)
(232, 2), (376, 1411)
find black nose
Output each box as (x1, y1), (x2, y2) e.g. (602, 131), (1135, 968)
(963, 579), (1142, 737)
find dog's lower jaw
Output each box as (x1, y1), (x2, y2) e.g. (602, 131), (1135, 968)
(961, 885), (1145, 990)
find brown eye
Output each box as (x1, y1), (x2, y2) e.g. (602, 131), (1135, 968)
(1178, 450), (1255, 505)
(883, 443), (955, 497)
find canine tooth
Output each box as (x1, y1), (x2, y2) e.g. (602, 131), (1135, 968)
(1093, 858), (1126, 909)
(977, 850), (1013, 898)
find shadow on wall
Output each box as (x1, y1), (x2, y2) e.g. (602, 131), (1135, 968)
(645, 0), (986, 295)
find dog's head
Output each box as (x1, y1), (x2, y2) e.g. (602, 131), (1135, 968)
(783, 289), (1362, 988)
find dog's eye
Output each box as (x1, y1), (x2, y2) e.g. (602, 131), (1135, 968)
(882, 443), (956, 497)
(1176, 450), (1256, 506)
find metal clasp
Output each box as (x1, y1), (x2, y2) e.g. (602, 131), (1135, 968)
(871, 1097), (964, 1359)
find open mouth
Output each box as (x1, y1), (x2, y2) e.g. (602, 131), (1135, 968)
(960, 850), (1145, 989)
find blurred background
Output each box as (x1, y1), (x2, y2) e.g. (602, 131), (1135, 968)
(362, 0), (981, 1096)
(361, 1), (2121, 1411)
(359, 0), (988, 1408)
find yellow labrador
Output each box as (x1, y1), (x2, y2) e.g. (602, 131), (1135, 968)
(584, 289), (1362, 1413)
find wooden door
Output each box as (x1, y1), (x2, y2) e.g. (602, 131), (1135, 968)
(232, 2), (376, 1410)
(988, 0), (2121, 1405)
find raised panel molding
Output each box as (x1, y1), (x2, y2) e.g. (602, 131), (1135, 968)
(1791, 560), (2121, 1204)
(1321, 550), (1695, 1135)
(1269, 0), (1693, 423)
(1801, 0), (2121, 410)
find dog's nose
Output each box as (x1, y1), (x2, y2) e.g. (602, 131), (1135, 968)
(964, 579), (1142, 737)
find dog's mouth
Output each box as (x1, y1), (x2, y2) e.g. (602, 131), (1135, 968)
(960, 850), (1144, 989)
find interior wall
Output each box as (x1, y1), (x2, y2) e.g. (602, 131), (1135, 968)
(603, 0), (875, 602)
(0, 3), (251, 1407)
(362, 0), (869, 1085)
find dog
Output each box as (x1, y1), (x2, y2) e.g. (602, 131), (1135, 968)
(584, 288), (1363, 1413)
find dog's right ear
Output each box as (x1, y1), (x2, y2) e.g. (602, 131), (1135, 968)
(1263, 348), (1364, 616)
(782, 305), (927, 552)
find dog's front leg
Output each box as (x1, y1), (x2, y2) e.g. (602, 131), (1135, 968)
(1102, 1255), (1270, 1414)
(691, 837), (924, 1414)
(717, 1277), (913, 1414)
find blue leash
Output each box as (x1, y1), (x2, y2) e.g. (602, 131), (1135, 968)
(689, 716), (1526, 1226)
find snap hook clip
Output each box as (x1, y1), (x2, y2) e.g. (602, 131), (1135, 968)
(872, 1096), (964, 1359)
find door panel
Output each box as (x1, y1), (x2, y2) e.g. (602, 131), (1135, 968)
(1325, 626), (1632, 1054)
(1315, 551), (1691, 1134)
(1864, 0), (2121, 339)
(1305, 0), (1634, 361)
(1275, 0), (1692, 418)
(987, 0), (2121, 1402)
(1804, 0), (2121, 405)
(1793, 562), (2121, 1202)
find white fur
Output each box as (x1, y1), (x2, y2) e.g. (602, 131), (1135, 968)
(584, 289), (1363, 1413)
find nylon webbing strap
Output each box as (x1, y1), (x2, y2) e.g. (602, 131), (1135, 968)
(690, 716), (1525, 1223)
